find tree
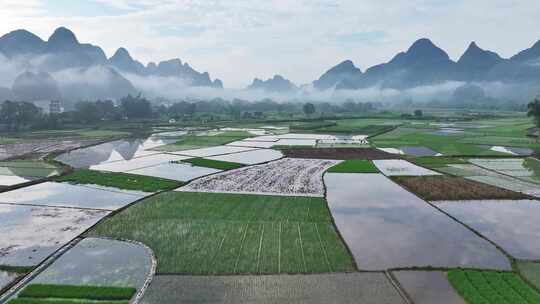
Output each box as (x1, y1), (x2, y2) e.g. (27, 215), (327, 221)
(303, 103), (315, 116)
(120, 94), (152, 119)
(0, 101), (41, 131)
(414, 109), (423, 117)
(528, 97), (540, 128)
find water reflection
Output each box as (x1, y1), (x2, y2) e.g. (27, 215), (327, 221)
(437, 200), (540, 260)
(56, 136), (176, 168)
(0, 182), (145, 210)
(0, 204), (108, 266)
(128, 162), (220, 182)
(32, 238), (152, 291)
(393, 271), (465, 304)
(324, 173), (510, 270)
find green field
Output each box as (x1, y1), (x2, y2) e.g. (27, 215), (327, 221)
(371, 127), (509, 156)
(88, 192), (355, 274)
(17, 284), (135, 301)
(448, 269), (540, 304)
(327, 160), (379, 173)
(152, 135), (250, 152)
(180, 158), (244, 170)
(410, 157), (469, 168)
(56, 169), (181, 192)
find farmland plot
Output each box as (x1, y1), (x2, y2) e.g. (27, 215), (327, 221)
(179, 158), (339, 197)
(88, 192), (354, 274)
(517, 262), (540, 290)
(27, 238), (153, 296)
(282, 148), (395, 160)
(89, 153), (188, 172)
(0, 182), (145, 210)
(206, 149), (283, 165)
(435, 200), (540, 260)
(392, 176), (528, 201)
(226, 140), (276, 148)
(55, 137), (174, 168)
(127, 162), (220, 182)
(168, 146), (258, 157)
(373, 159), (441, 176)
(0, 204), (108, 266)
(141, 273), (405, 304)
(393, 271), (465, 304)
(467, 174), (540, 198)
(324, 173), (510, 270)
(448, 269), (540, 304)
(0, 271), (21, 294)
(469, 158), (540, 184)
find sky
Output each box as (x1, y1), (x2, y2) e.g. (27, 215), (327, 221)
(1, 0), (539, 88)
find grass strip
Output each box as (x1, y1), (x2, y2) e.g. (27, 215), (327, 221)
(0, 265), (33, 273)
(327, 160), (378, 173)
(8, 299), (129, 304)
(180, 158), (244, 170)
(19, 284), (135, 301)
(448, 269), (540, 304)
(411, 156), (468, 168)
(56, 169), (181, 192)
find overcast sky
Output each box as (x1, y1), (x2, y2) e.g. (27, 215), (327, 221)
(1, 0), (539, 88)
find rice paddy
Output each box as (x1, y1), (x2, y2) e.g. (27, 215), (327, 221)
(327, 160), (378, 173)
(2, 115), (540, 303)
(436, 200), (540, 260)
(141, 273), (405, 304)
(88, 191), (355, 274)
(448, 269), (540, 304)
(56, 169), (181, 192)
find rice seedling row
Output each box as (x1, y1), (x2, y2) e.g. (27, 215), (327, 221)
(88, 192), (354, 274)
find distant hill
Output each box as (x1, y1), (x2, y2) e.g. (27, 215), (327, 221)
(247, 75), (298, 93)
(316, 38), (540, 93)
(0, 27), (223, 101)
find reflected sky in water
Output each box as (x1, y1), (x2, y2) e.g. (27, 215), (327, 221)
(437, 200), (540, 260)
(324, 173), (510, 270)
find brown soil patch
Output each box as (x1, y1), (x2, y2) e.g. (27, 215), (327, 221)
(281, 148), (397, 160)
(392, 175), (530, 201)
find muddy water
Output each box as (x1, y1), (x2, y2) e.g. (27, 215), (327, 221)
(324, 173), (510, 270)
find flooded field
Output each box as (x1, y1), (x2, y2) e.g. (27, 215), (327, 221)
(0, 204), (108, 266)
(89, 153), (188, 172)
(435, 199), (540, 259)
(30, 238), (153, 294)
(393, 271), (464, 304)
(170, 146), (258, 157)
(128, 162), (221, 181)
(373, 159), (441, 176)
(324, 173), (510, 270)
(180, 158), (338, 197)
(55, 138), (170, 168)
(0, 182), (145, 210)
(206, 149), (283, 165)
(141, 273), (405, 304)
